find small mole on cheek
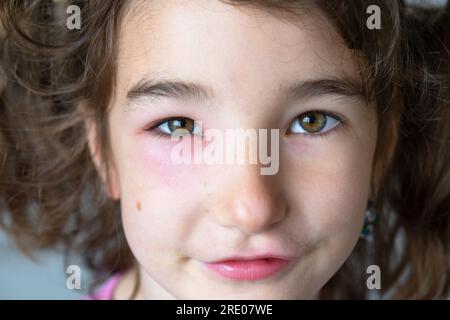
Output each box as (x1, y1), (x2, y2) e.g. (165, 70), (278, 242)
(136, 200), (142, 211)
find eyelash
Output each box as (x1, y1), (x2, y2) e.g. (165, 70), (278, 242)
(145, 111), (345, 139)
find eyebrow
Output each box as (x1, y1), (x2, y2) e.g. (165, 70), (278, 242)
(279, 77), (365, 101)
(126, 76), (365, 106)
(127, 78), (215, 103)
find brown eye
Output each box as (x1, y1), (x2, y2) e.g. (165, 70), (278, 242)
(167, 118), (195, 133)
(288, 112), (341, 135)
(155, 117), (200, 136)
(298, 112), (326, 133)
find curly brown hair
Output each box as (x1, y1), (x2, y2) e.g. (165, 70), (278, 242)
(0, 0), (449, 299)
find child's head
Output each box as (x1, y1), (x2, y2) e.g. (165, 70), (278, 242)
(0, 0), (449, 299)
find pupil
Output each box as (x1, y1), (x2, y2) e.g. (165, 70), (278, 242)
(169, 118), (193, 133)
(301, 113), (325, 132)
(174, 119), (185, 128)
(305, 115), (315, 123)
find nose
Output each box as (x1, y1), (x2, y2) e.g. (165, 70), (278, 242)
(212, 165), (287, 235)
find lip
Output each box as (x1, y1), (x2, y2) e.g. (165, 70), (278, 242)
(204, 255), (294, 281)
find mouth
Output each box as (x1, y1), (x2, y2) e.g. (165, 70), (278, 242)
(204, 256), (294, 281)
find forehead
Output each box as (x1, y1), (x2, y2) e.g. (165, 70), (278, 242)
(115, 0), (360, 105)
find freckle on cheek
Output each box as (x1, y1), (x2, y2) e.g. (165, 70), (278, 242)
(136, 200), (141, 211)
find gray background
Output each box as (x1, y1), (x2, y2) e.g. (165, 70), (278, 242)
(0, 232), (89, 299)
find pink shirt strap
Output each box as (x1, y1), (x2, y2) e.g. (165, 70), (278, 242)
(85, 273), (123, 300)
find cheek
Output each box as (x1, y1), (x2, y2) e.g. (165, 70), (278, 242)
(134, 136), (211, 190)
(282, 138), (374, 286)
(114, 136), (212, 256)
(284, 134), (375, 243)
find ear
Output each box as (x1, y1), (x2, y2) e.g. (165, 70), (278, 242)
(80, 104), (121, 200)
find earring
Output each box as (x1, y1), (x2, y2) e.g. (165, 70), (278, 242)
(359, 200), (378, 241)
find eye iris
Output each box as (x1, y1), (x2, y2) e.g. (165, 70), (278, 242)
(300, 112), (326, 133)
(168, 118), (194, 133)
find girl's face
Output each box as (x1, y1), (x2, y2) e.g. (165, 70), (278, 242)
(98, 0), (378, 299)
